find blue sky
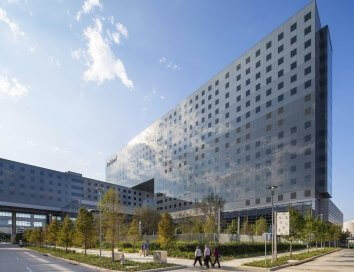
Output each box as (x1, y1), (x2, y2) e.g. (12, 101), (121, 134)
(0, 0), (353, 220)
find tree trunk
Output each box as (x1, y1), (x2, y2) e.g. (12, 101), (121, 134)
(290, 241), (293, 258)
(65, 245), (68, 254)
(112, 246), (114, 261)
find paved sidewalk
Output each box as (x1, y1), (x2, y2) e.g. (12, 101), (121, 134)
(58, 246), (314, 269)
(278, 249), (351, 272)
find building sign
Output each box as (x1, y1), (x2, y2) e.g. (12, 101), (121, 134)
(276, 212), (289, 235)
(106, 155), (117, 168)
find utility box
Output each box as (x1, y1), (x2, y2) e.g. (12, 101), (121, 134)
(153, 251), (167, 263)
(113, 252), (124, 261)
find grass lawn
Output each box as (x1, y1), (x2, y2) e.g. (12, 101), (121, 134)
(28, 246), (175, 271)
(244, 247), (336, 268)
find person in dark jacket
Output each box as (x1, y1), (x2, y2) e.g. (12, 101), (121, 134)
(145, 241), (150, 256)
(140, 241), (146, 257)
(211, 246), (221, 268)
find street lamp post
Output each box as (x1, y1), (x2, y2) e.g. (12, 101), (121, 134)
(267, 185), (277, 262)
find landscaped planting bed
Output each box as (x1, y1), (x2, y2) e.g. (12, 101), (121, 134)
(28, 246), (175, 271)
(116, 241), (306, 260)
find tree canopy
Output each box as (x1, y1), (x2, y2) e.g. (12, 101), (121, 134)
(76, 208), (95, 255)
(100, 188), (123, 261)
(157, 212), (175, 249)
(134, 207), (161, 235)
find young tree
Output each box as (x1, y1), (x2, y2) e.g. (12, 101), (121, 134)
(227, 219), (239, 234)
(324, 222), (332, 247)
(196, 193), (225, 234)
(76, 208), (95, 255)
(286, 208), (304, 257)
(254, 217), (268, 235)
(203, 216), (217, 233)
(313, 218), (323, 249)
(25, 228), (44, 246)
(134, 207), (161, 235)
(330, 224), (342, 247)
(340, 229), (352, 242)
(157, 212), (175, 249)
(47, 219), (61, 246)
(24, 229), (33, 245)
(100, 188), (122, 261)
(59, 215), (74, 253)
(189, 217), (204, 233)
(128, 218), (141, 247)
(301, 212), (315, 253)
(176, 215), (192, 234)
(35, 227), (44, 246)
(197, 193), (225, 219)
(241, 218), (253, 235)
(41, 226), (47, 246)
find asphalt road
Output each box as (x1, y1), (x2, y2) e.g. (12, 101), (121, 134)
(278, 248), (354, 272)
(0, 243), (96, 272)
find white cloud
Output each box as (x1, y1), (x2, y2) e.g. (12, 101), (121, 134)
(106, 29), (120, 44)
(0, 72), (29, 98)
(106, 22), (128, 44)
(143, 88), (166, 103)
(0, 7), (25, 41)
(116, 23), (128, 38)
(159, 56), (167, 63)
(81, 18), (133, 88)
(76, 0), (102, 21)
(71, 49), (84, 60)
(159, 56), (180, 70)
(108, 16), (114, 25)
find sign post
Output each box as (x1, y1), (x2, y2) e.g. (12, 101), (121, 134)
(276, 212), (290, 235)
(276, 211), (290, 260)
(263, 233), (271, 267)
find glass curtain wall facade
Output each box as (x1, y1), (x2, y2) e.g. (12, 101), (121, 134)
(106, 2), (342, 223)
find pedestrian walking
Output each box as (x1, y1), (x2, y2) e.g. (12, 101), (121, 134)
(145, 241), (150, 256)
(140, 241), (146, 257)
(211, 246), (221, 268)
(193, 246), (203, 267)
(204, 244), (211, 268)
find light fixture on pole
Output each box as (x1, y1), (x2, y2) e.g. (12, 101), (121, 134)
(267, 185), (277, 262)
